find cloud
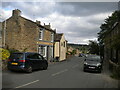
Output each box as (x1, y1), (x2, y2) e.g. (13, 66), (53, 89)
(55, 2), (117, 16)
(1, 2), (118, 44)
(0, 8), (12, 20)
(2, 2), (56, 19)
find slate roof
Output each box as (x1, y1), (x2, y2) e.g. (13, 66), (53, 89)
(55, 33), (63, 41)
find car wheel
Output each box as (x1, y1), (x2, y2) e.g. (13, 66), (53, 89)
(83, 68), (86, 72)
(26, 66), (32, 73)
(98, 70), (101, 73)
(43, 64), (48, 70)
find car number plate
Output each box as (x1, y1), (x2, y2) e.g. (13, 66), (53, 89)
(11, 63), (18, 65)
(89, 67), (95, 69)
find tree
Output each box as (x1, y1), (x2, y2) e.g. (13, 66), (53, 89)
(89, 40), (100, 55)
(98, 11), (120, 45)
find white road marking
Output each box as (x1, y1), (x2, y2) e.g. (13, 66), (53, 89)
(15, 80), (39, 88)
(52, 69), (68, 76)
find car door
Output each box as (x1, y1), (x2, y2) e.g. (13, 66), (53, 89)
(26, 53), (39, 69)
(37, 54), (45, 69)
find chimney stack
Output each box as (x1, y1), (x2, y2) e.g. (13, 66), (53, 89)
(12, 9), (21, 17)
(36, 20), (41, 25)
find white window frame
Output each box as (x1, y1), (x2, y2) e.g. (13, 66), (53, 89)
(39, 29), (44, 40)
(51, 33), (54, 42)
(38, 45), (47, 58)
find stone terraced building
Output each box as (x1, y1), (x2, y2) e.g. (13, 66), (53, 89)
(1, 9), (55, 61)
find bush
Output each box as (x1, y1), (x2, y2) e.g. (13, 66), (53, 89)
(0, 48), (10, 60)
(0, 48), (10, 70)
(8, 49), (20, 54)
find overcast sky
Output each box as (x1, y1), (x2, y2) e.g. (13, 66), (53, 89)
(0, 0), (119, 44)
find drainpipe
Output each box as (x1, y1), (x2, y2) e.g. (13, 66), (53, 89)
(3, 20), (6, 48)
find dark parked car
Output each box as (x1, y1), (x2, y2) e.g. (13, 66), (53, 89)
(79, 53), (86, 57)
(83, 55), (102, 73)
(7, 52), (48, 73)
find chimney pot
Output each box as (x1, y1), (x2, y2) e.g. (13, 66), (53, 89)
(12, 9), (21, 17)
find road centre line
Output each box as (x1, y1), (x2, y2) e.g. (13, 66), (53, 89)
(52, 69), (68, 76)
(15, 80), (39, 88)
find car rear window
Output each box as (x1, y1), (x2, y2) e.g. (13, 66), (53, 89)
(86, 56), (101, 62)
(9, 53), (24, 60)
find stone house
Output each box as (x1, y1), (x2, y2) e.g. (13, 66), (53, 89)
(67, 46), (74, 53)
(1, 9), (55, 61)
(104, 21), (120, 68)
(54, 33), (67, 61)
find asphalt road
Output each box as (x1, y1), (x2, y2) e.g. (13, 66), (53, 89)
(2, 56), (119, 89)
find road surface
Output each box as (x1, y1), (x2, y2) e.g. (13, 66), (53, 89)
(2, 56), (119, 89)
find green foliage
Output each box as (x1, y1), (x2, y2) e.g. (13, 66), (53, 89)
(8, 48), (20, 54)
(0, 48), (10, 60)
(89, 40), (100, 55)
(98, 11), (120, 44)
(71, 49), (76, 55)
(22, 48), (28, 52)
(66, 51), (72, 55)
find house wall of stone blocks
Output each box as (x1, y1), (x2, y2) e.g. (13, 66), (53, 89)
(1, 9), (55, 61)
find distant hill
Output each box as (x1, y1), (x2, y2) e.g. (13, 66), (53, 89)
(67, 43), (89, 48)
(67, 43), (89, 53)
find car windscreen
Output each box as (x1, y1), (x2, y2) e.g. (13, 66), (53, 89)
(9, 53), (24, 60)
(86, 56), (101, 62)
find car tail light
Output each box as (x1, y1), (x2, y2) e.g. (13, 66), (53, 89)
(19, 60), (26, 62)
(8, 59), (11, 61)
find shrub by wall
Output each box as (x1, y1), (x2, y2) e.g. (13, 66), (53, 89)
(0, 48), (10, 70)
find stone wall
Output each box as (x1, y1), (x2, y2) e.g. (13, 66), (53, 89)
(43, 30), (52, 42)
(2, 16), (39, 52)
(19, 17), (39, 52)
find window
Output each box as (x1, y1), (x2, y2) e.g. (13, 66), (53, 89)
(39, 31), (43, 40)
(27, 53), (37, 59)
(27, 53), (43, 60)
(38, 54), (43, 60)
(51, 33), (54, 42)
(64, 41), (66, 47)
(10, 53), (24, 60)
(39, 28), (44, 40)
(38, 45), (47, 57)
